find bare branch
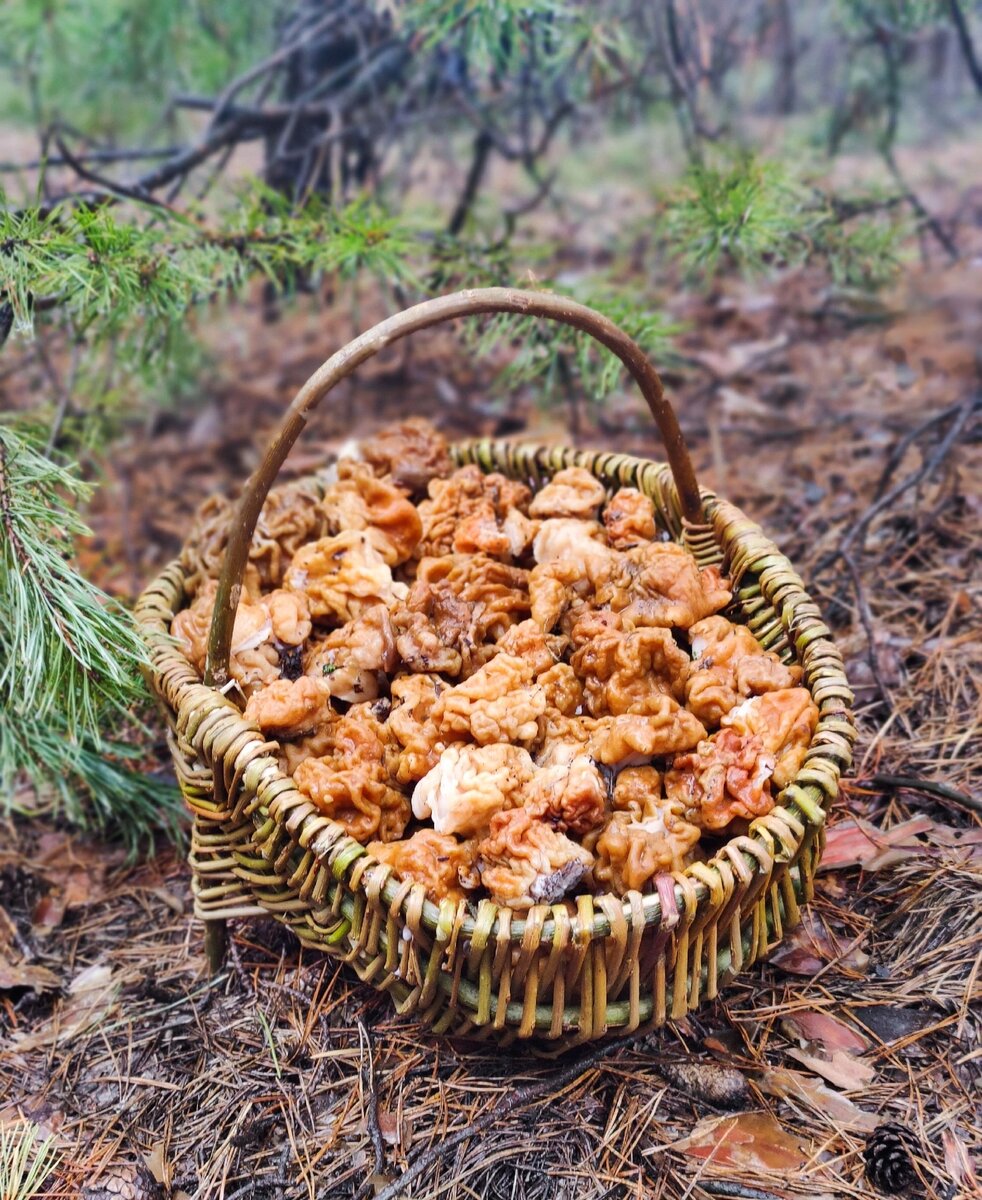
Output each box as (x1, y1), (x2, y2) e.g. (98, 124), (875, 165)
(946, 0), (982, 91)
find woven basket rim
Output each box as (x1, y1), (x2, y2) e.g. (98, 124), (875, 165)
(135, 438), (855, 950)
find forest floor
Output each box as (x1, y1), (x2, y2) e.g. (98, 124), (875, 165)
(1, 165), (981, 1199)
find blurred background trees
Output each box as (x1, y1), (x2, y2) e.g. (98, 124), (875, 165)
(1, 0), (980, 844)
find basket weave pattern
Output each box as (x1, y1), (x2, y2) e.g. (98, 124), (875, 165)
(136, 439), (854, 1045)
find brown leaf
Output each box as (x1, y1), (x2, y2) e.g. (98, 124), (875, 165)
(0, 959), (60, 992)
(377, 1110), (403, 1147)
(673, 1112), (810, 1171)
(31, 832), (120, 932)
(716, 387), (775, 420)
(147, 887), (185, 915)
(12, 963), (118, 1051)
(702, 1031), (744, 1057)
(786, 1047), (876, 1091)
(143, 1142), (168, 1186)
(695, 335), (789, 379)
(926, 825), (982, 862)
(820, 816), (934, 873)
(942, 1129), (978, 1192)
(0, 1099), (64, 1140)
(768, 940), (825, 975)
(782, 1010), (868, 1054)
(768, 912), (869, 977)
(758, 1068), (879, 1133)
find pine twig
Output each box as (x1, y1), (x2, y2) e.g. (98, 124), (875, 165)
(448, 130), (494, 236)
(816, 393), (980, 572)
(697, 1184), (786, 1200)
(0, 145), (183, 173)
(354, 1021), (385, 1199)
(53, 131), (170, 209)
(870, 774), (981, 816)
(947, 0), (982, 94)
(839, 548), (912, 737)
(871, 400), (967, 502)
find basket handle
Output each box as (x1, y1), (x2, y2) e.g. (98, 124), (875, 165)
(205, 286), (703, 687)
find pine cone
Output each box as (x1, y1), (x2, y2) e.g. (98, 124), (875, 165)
(864, 1122), (917, 1194)
(81, 1163), (164, 1200)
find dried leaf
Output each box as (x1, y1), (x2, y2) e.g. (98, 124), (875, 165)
(782, 1010), (868, 1054)
(702, 1031), (744, 1056)
(12, 963), (118, 1051)
(820, 816), (934, 873)
(144, 1141), (167, 1185)
(942, 1129), (978, 1191)
(695, 335), (788, 379)
(378, 1113), (399, 1146)
(673, 1112), (810, 1171)
(148, 887), (185, 915)
(0, 1099), (64, 1140)
(926, 825), (982, 862)
(768, 912), (869, 977)
(716, 387), (775, 420)
(786, 1047), (876, 1091)
(759, 1068), (879, 1133)
(31, 832), (119, 932)
(0, 958), (60, 992)
(768, 940), (825, 975)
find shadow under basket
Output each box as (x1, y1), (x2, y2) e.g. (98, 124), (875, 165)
(135, 287), (855, 1046)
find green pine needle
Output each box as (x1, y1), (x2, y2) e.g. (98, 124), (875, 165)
(0, 1121), (61, 1200)
(0, 712), (184, 857)
(0, 423), (181, 852)
(0, 187), (420, 353)
(0, 425), (147, 733)
(660, 152), (907, 286)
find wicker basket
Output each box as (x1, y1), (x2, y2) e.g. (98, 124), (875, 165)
(135, 288), (855, 1045)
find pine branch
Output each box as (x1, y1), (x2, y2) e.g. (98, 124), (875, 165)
(659, 152), (909, 288)
(490, 286), (681, 402)
(0, 711), (184, 856)
(0, 425), (147, 733)
(0, 188), (418, 345)
(0, 424), (183, 852)
(430, 238), (681, 405)
(947, 0), (982, 92)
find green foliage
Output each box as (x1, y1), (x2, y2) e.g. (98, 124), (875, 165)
(428, 232), (517, 293)
(0, 1121), (60, 1200)
(0, 187), (418, 351)
(0, 424), (145, 732)
(819, 212), (906, 289)
(410, 0), (579, 71)
(408, 0), (649, 102)
(660, 153), (907, 288)
(836, 0), (944, 35)
(0, 423), (181, 851)
(2, 715), (184, 854)
(661, 154), (808, 277)
(429, 232), (679, 403)
(0, 0), (275, 139)
(493, 285), (680, 403)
